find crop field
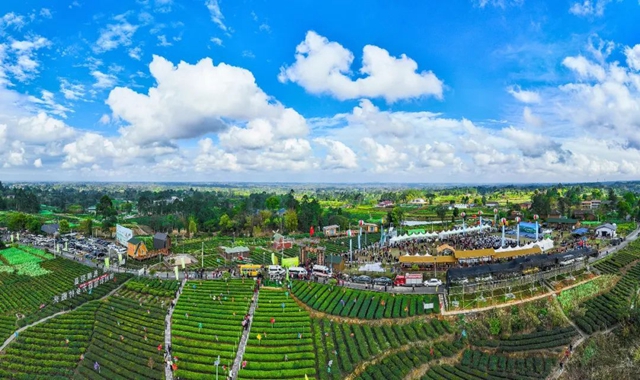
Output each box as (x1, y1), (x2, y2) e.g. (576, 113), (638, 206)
(311, 318), (454, 380)
(74, 296), (166, 380)
(423, 349), (556, 380)
(472, 326), (577, 352)
(0, 247), (45, 266)
(573, 262), (640, 334)
(292, 281), (439, 319)
(172, 279), (255, 379)
(0, 258), (96, 315)
(558, 275), (617, 314)
(119, 277), (179, 306)
(0, 315), (16, 343)
(356, 340), (465, 380)
(240, 289), (316, 380)
(0, 301), (100, 379)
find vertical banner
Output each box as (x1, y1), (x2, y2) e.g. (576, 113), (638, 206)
(104, 258), (110, 270)
(118, 253), (123, 264)
(174, 266), (179, 281)
(181, 257), (186, 269)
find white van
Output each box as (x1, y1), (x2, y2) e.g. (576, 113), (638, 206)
(268, 265), (285, 276)
(312, 265), (332, 277)
(559, 255), (575, 266)
(288, 267), (307, 277)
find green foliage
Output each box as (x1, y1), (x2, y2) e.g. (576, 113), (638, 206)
(488, 317), (501, 336)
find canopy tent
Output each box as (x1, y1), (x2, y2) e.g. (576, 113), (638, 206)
(437, 244), (456, 254)
(358, 263), (385, 272)
(399, 255), (456, 264)
(492, 246), (542, 260)
(389, 224), (491, 244)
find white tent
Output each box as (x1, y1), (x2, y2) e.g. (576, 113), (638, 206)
(358, 263), (385, 272)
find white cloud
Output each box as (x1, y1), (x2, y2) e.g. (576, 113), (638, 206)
(107, 55), (308, 145)
(562, 55), (606, 81)
(39, 9), (52, 19)
(94, 14), (138, 53)
(507, 86), (541, 103)
(205, 0), (227, 31)
(128, 46), (143, 60)
(314, 138), (358, 170)
(33, 158), (42, 168)
(99, 114), (111, 124)
(1, 36), (51, 82)
(14, 112), (76, 144)
(502, 127), (561, 157)
(569, 0), (611, 17)
(625, 44), (640, 71)
(242, 50), (255, 59)
(195, 137), (240, 172)
(279, 31), (444, 103)
(522, 106), (543, 127)
(361, 137), (408, 173)
(0, 12), (26, 30)
(27, 90), (71, 118)
(59, 79), (86, 100)
(157, 35), (172, 47)
(475, 0), (523, 8)
(91, 70), (117, 89)
(210, 37), (223, 46)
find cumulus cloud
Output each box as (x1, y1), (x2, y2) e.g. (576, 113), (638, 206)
(91, 70), (117, 89)
(1, 36), (51, 82)
(569, 0), (611, 17)
(507, 86), (541, 103)
(107, 55), (308, 145)
(33, 158), (42, 167)
(562, 55), (606, 80)
(59, 79), (86, 100)
(279, 31), (443, 103)
(625, 44), (640, 71)
(361, 137), (408, 173)
(94, 14), (138, 53)
(523, 106), (543, 127)
(314, 138), (358, 170)
(502, 127), (562, 157)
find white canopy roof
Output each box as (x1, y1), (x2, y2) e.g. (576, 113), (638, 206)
(390, 225), (491, 243)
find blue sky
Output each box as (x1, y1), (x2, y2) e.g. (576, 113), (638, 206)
(1, 0), (640, 183)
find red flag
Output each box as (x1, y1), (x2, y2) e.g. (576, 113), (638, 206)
(172, 363), (178, 371)
(157, 344), (162, 351)
(310, 226), (314, 236)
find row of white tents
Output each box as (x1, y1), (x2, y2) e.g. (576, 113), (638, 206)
(494, 238), (554, 252)
(390, 225), (492, 244)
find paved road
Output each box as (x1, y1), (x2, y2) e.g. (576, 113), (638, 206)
(164, 278), (186, 380)
(231, 291), (259, 380)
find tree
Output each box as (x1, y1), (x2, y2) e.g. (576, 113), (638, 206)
(436, 205), (448, 223)
(390, 206), (405, 226)
(96, 195), (116, 219)
(59, 220), (70, 234)
(265, 196), (280, 211)
(219, 214), (233, 232)
(452, 207), (459, 219)
(284, 209), (298, 233)
(188, 216), (198, 237)
(79, 218), (93, 236)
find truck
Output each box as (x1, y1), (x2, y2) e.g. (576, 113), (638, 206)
(393, 273), (423, 287)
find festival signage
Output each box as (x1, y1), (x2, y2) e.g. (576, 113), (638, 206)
(116, 225), (133, 247)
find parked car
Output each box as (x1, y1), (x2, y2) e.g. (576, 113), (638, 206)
(373, 277), (393, 286)
(352, 275), (372, 284)
(424, 278), (443, 287)
(451, 277), (469, 285)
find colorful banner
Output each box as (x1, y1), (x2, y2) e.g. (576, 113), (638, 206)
(281, 257), (299, 268)
(181, 257), (186, 269)
(271, 252), (278, 265)
(104, 258), (110, 270)
(118, 252), (123, 264)
(174, 266), (179, 280)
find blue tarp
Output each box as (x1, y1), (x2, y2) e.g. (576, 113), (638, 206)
(572, 228), (589, 236)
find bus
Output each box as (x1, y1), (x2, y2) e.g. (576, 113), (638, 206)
(239, 264), (262, 277)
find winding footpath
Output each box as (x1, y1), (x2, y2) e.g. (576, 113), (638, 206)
(0, 279), (129, 352)
(230, 290), (260, 380)
(165, 278), (187, 380)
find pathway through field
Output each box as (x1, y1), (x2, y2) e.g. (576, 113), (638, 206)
(230, 289), (259, 380)
(0, 279), (128, 352)
(165, 278), (186, 380)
